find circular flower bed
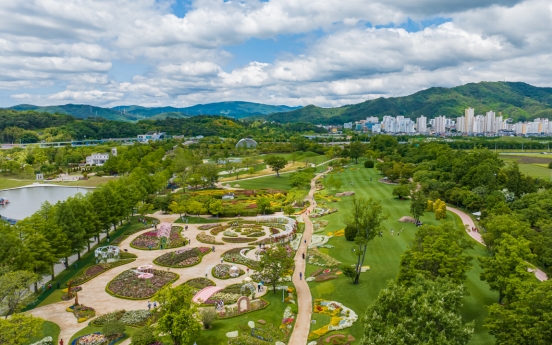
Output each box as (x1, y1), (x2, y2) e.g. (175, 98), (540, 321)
(107, 268), (178, 299)
(212, 264), (245, 279)
(131, 227), (187, 250)
(153, 247), (211, 267)
(197, 232), (224, 245)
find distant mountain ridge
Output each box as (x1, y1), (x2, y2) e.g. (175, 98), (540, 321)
(265, 82), (552, 124)
(8, 101), (301, 122)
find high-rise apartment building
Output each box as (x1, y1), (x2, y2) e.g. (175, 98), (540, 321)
(416, 116), (427, 133)
(485, 111), (496, 133)
(464, 108), (474, 134)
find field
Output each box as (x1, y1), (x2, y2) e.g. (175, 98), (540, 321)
(500, 154), (552, 179)
(306, 163), (496, 344)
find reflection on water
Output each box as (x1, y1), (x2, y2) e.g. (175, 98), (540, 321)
(0, 185), (92, 220)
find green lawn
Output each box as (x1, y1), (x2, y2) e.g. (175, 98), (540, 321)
(501, 156), (552, 179)
(236, 174), (293, 191)
(194, 287), (293, 344)
(26, 320), (60, 345)
(306, 164), (497, 344)
(0, 176), (34, 190)
(174, 216), (241, 224)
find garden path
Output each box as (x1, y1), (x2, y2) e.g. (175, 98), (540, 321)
(448, 206), (548, 282)
(28, 220), (271, 342)
(289, 169), (327, 345)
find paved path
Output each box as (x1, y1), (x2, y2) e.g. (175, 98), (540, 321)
(448, 206), (548, 282)
(289, 169), (327, 345)
(28, 218), (273, 342)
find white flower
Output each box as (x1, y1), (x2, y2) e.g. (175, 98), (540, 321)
(226, 331), (238, 338)
(306, 277), (315, 282)
(248, 321), (255, 328)
(30, 337), (53, 345)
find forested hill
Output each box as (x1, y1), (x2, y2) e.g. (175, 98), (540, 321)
(8, 101), (301, 121)
(265, 82), (552, 124)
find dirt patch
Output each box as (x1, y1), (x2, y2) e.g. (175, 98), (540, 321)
(505, 155), (552, 164)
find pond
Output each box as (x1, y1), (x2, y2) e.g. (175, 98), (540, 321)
(0, 185), (92, 220)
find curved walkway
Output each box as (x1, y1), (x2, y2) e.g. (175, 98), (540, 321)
(289, 169), (327, 345)
(29, 218), (274, 341)
(448, 206), (548, 282)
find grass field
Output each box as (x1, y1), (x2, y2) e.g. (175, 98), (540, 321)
(27, 320), (60, 345)
(500, 154), (552, 179)
(0, 176), (34, 190)
(305, 164), (497, 344)
(236, 163), (331, 191)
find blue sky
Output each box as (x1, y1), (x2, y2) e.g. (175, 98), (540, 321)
(0, 0), (550, 107)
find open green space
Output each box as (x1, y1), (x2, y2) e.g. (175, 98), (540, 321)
(0, 176), (35, 190)
(26, 320), (60, 345)
(306, 164), (497, 344)
(194, 286), (293, 344)
(500, 155), (552, 179)
(236, 162), (331, 191)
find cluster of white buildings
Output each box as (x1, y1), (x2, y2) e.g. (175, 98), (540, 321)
(344, 108), (552, 136)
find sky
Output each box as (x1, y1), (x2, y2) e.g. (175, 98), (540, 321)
(0, 0), (551, 108)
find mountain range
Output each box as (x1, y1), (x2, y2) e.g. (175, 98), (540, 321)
(265, 82), (552, 124)
(8, 101), (301, 122)
(6, 82), (552, 124)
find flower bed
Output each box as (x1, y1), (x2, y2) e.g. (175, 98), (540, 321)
(307, 248), (340, 267)
(153, 247), (211, 267)
(309, 268), (339, 282)
(70, 305), (96, 322)
(210, 225), (230, 235)
(30, 336), (53, 345)
(218, 299), (269, 319)
(222, 247), (259, 269)
(91, 309), (152, 327)
(61, 286), (82, 301)
(74, 333), (105, 345)
(197, 232), (224, 245)
(72, 256), (137, 286)
(107, 269), (178, 299)
(223, 230), (238, 237)
(131, 227), (187, 250)
(212, 264), (245, 279)
(222, 237), (254, 243)
(184, 277), (216, 294)
(307, 299), (358, 341)
(198, 224), (220, 230)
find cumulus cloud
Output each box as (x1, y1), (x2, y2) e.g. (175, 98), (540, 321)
(0, 0), (550, 107)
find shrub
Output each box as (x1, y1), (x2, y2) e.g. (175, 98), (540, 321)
(549, 161), (552, 169)
(131, 325), (158, 345)
(200, 307), (217, 329)
(344, 224), (357, 241)
(364, 160), (374, 168)
(102, 320), (125, 338)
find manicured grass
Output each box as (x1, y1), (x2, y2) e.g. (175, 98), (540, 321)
(194, 288), (292, 344)
(69, 324), (137, 344)
(306, 164), (497, 344)
(501, 157), (552, 179)
(52, 176), (119, 187)
(27, 320), (60, 345)
(236, 174), (293, 191)
(0, 176), (34, 190)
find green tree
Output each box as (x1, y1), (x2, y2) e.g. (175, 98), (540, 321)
(348, 197), (387, 284)
(169, 200), (187, 217)
(256, 197), (271, 215)
(187, 200), (207, 217)
(392, 184), (410, 199)
(258, 245), (295, 293)
(264, 156), (288, 177)
(131, 325), (158, 345)
(344, 224), (356, 241)
(362, 275), (474, 345)
(326, 174), (342, 191)
(136, 201), (154, 218)
(0, 270), (39, 317)
(364, 160), (374, 168)
(199, 307), (217, 329)
(208, 199), (223, 218)
(289, 171), (312, 189)
(284, 205), (295, 217)
(410, 189), (426, 224)
(102, 320), (125, 338)
(0, 313), (43, 345)
(349, 141), (365, 164)
(479, 234), (535, 303)
(154, 285), (201, 345)
(484, 280), (552, 345)
(397, 223), (472, 285)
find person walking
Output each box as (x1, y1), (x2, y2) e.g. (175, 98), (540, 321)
(299, 272), (303, 280)
(153, 301), (157, 309)
(302, 253), (305, 260)
(59, 339), (64, 345)
(148, 301), (151, 310)
(212, 246), (215, 252)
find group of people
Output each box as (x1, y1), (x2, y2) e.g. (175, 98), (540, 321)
(147, 300), (157, 310)
(215, 300), (225, 310)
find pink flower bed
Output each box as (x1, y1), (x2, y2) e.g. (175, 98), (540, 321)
(107, 269), (178, 299)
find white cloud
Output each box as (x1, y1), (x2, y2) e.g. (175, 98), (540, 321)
(0, 0), (550, 107)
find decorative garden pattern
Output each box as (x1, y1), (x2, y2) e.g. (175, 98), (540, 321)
(308, 299), (358, 340)
(106, 268), (178, 299)
(153, 247), (211, 267)
(130, 224), (186, 250)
